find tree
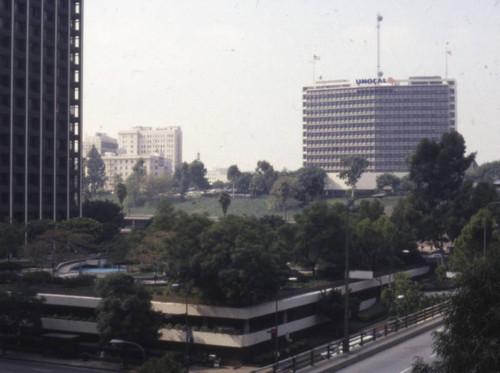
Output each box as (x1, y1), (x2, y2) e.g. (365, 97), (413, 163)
(235, 172), (252, 194)
(95, 273), (161, 347)
(138, 352), (184, 373)
(339, 156), (369, 198)
(351, 215), (395, 272)
(449, 208), (499, 272)
(376, 173), (401, 194)
(217, 191), (231, 216)
(467, 160), (500, 184)
(381, 272), (421, 317)
(82, 200), (125, 242)
(293, 202), (344, 277)
(0, 218), (24, 260)
(25, 219), (56, 243)
(191, 215), (288, 306)
(412, 255), (500, 372)
(85, 145), (107, 194)
(269, 176), (297, 220)
(189, 160), (209, 191)
(294, 167), (326, 206)
(25, 229), (90, 279)
(227, 164), (241, 197)
(403, 132), (475, 253)
(0, 283), (44, 340)
(357, 199), (385, 222)
(125, 159), (147, 207)
(250, 160), (278, 195)
(114, 183), (127, 206)
(58, 217), (104, 244)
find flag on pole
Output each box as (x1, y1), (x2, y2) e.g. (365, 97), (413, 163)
(313, 55), (320, 61)
(446, 50), (452, 55)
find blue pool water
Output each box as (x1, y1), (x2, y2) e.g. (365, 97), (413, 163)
(79, 267), (128, 274)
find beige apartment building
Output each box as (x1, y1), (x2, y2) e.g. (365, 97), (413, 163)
(102, 153), (169, 190)
(118, 126), (182, 172)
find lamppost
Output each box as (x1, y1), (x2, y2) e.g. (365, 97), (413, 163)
(273, 277), (297, 364)
(397, 294), (409, 328)
(110, 339), (147, 365)
(172, 283), (191, 371)
(343, 193), (386, 354)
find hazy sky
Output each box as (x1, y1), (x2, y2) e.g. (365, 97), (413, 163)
(83, 0), (500, 172)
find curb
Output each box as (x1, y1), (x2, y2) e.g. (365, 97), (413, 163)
(0, 354), (124, 372)
(307, 316), (444, 372)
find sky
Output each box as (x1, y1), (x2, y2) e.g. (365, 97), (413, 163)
(83, 0), (500, 172)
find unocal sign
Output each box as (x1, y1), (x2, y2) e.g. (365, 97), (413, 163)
(356, 77), (394, 85)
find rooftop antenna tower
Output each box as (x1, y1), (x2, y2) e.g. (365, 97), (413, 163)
(377, 14), (383, 77)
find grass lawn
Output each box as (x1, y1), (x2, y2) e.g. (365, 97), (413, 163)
(106, 194), (402, 219)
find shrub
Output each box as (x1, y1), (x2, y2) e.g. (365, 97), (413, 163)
(21, 271), (51, 285)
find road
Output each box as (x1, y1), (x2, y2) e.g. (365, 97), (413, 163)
(335, 326), (440, 373)
(0, 359), (113, 373)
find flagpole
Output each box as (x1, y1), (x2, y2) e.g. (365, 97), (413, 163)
(313, 57), (315, 83)
(445, 43), (450, 79)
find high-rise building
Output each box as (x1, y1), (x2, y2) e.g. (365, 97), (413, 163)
(118, 126), (182, 174)
(83, 132), (117, 157)
(302, 76), (456, 173)
(0, 0), (83, 222)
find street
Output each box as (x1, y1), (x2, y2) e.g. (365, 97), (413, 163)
(335, 326), (441, 373)
(0, 359), (113, 373)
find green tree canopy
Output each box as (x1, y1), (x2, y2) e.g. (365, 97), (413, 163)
(190, 215), (288, 305)
(0, 283), (44, 337)
(138, 352), (184, 373)
(227, 164), (241, 196)
(0, 218), (24, 259)
(95, 273), (161, 347)
(450, 208), (499, 272)
(412, 255), (500, 372)
(466, 160), (500, 184)
(404, 132), (476, 251)
(82, 200), (125, 242)
(351, 215), (395, 272)
(339, 156), (369, 198)
(217, 191), (231, 216)
(269, 176), (298, 220)
(381, 272), (421, 317)
(189, 160), (209, 191)
(293, 202), (344, 277)
(294, 167), (326, 206)
(114, 183), (127, 206)
(85, 145), (107, 194)
(125, 159), (147, 207)
(376, 173), (402, 194)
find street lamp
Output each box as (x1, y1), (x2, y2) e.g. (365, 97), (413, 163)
(343, 192), (386, 354)
(273, 277), (297, 364)
(110, 339), (147, 365)
(397, 294), (409, 328)
(172, 283), (191, 371)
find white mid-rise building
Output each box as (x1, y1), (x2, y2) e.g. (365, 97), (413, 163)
(102, 153), (169, 190)
(118, 126), (182, 173)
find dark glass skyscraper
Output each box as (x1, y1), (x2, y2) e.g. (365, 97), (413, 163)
(0, 0), (82, 223)
(302, 76), (456, 173)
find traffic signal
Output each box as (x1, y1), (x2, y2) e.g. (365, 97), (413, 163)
(270, 328), (277, 343)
